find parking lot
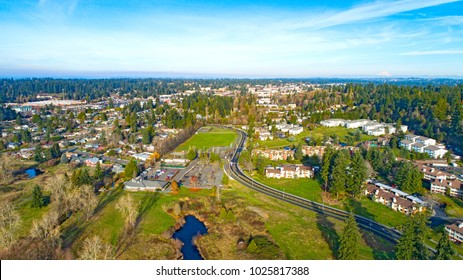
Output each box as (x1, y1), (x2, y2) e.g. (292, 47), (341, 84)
(181, 163), (223, 189)
(142, 167), (181, 182)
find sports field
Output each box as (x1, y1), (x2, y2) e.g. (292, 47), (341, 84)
(175, 127), (237, 151)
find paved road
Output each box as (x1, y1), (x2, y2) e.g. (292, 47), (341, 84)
(422, 196), (462, 227)
(173, 158), (199, 183)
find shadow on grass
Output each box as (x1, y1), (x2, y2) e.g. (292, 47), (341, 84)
(60, 220), (89, 249)
(344, 198), (375, 221)
(135, 192), (161, 228)
(114, 192), (161, 258)
(361, 230), (396, 260)
(94, 187), (124, 215)
(316, 213), (339, 259)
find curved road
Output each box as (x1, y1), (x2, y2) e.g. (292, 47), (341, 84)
(223, 127), (402, 243)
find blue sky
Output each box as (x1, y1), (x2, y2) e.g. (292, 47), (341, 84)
(0, 0), (462, 77)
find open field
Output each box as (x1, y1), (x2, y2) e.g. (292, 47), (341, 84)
(250, 172), (324, 203)
(255, 126), (375, 149)
(175, 127), (237, 151)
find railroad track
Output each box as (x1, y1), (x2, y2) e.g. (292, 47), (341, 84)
(223, 127), (402, 243)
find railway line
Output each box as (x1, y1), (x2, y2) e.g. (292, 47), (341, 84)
(223, 127), (402, 243)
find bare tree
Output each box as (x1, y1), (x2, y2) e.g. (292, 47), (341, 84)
(0, 155), (14, 183)
(116, 195), (138, 231)
(77, 185), (98, 220)
(30, 210), (60, 240)
(0, 201), (21, 250)
(79, 236), (113, 260)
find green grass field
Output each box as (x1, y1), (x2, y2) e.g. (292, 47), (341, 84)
(251, 173), (324, 203)
(175, 127), (237, 151)
(343, 197), (408, 228)
(431, 194), (463, 218)
(255, 126), (375, 149)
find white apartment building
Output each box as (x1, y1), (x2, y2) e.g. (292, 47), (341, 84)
(320, 119), (346, 127)
(345, 119), (369, 129)
(265, 165), (314, 179)
(400, 134), (447, 159)
(289, 126), (303, 135)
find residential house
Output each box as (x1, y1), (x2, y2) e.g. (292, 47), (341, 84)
(364, 182), (426, 215)
(445, 221), (463, 243)
(132, 152), (152, 162)
(258, 131), (274, 141)
(288, 126), (303, 135)
(253, 149), (295, 161)
(85, 157), (101, 167)
(265, 165), (314, 179)
(124, 178), (166, 192)
(430, 179), (463, 199)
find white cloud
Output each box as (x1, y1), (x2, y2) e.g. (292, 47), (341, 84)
(291, 0), (460, 30)
(400, 50), (463, 55)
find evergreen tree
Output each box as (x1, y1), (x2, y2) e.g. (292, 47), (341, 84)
(395, 214), (430, 260)
(329, 150), (349, 196)
(60, 153), (69, 164)
(320, 146), (333, 192)
(93, 162), (104, 182)
(396, 162), (423, 194)
(142, 126), (154, 144)
(31, 185), (45, 208)
(395, 223), (415, 260)
(124, 159), (139, 180)
(20, 129), (32, 143)
(347, 151), (367, 197)
(338, 213), (361, 260)
(34, 144), (44, 163)
(79, 168), (93, 186)
(294, 142), (303, 161)
(435, 232), (456, 260)
(50, 143), (61, 159)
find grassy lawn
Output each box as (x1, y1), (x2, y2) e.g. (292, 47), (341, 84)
(431, 194), (463, 218)
(175, 127), (237, 151)
(251, 172), (323, 203)
(255, 126), (375, 149)
(344, 197), (408, 228)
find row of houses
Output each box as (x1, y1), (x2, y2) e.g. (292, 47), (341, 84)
(415, 163), (463, 199)
(254, 123), (304, 141)
(365, 182), (427, 215)
(265, 164), (314, 179)
(320, 118), (408, 136)
(253, 145), (357, 161)
(400, 134), (448, 159)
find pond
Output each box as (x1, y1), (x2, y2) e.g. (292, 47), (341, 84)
(25, 168), (38, 178)
(173, 215), (208, 260)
